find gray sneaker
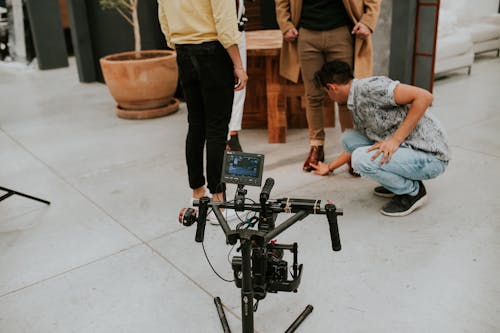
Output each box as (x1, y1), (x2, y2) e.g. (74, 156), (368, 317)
(373, 186), (396, 198)
(380, 181), (427, 217)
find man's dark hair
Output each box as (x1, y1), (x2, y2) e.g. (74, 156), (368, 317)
(313, 60), (354, 89)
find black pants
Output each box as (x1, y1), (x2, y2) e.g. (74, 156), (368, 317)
(176, 41), (234, 194)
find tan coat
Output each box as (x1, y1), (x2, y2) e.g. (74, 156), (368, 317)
(275, 0), (381, 83)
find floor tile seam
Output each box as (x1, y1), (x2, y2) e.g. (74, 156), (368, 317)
(446, 113), (500, 134)
(76, 152), (180, 180)
(275, 177), (327, 196)
(450, 144), (500, 159)
(0, 207), (43, 225)
(146, 226), (187, 243)
(0, 243), (143, 299)
(1, 129), (151, 244)
(144, 242), (244, 324)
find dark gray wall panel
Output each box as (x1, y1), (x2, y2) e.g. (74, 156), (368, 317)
(25, 0), (68, 69)
(67, 0), (96, 82)
(389, 0), (417, 84)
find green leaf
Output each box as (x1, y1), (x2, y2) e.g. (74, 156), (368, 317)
(99, 0), (129, 11)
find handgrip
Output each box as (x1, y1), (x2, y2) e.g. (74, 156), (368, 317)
(195, 196), (210, 243)
(260, 177), (275, 204)
(325, 204), (341, 251)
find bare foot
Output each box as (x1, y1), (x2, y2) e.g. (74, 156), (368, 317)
(192, 186), (206, 199)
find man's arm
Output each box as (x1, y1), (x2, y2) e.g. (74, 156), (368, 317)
(368, 83), (433, 164)
(359, 0), (381, 32)
(275, 0), (298, 41)
(310, 151), (352, 176)
(352, 0), (381, 39)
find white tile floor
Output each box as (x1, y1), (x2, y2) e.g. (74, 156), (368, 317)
(1, 55), (499, 333)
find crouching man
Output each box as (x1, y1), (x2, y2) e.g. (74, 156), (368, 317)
(310, 60), (450, 216)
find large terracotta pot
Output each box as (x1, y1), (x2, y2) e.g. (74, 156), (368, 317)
(100, 50), (179, 119)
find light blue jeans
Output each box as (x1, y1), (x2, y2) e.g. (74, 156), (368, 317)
(342, 130), (448, 195)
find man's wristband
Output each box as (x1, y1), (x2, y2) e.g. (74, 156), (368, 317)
(327, 163), (334, 174)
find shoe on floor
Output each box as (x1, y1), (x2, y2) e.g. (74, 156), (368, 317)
(373, 186), (396, 198)
(208, 208), (240, 225)
(303, 146), (324, 172)
(380, 181), (427, 217)
(348, 167), (361, 177)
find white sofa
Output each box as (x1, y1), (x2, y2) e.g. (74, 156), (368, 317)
(465, 14), (500, 57)
(435, 10), (500, 77)
(435, 10), (474, 77)
(435, 30), (474, 76)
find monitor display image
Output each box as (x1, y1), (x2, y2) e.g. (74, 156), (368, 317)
(221, 151), (264, 186)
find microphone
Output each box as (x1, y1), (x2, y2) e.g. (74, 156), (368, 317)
(260, 177), (275, 204)
(325, 203), (341, 251)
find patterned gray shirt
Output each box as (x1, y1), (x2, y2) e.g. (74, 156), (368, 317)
(347, 76), (450, 161)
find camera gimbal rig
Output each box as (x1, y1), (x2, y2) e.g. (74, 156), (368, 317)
(189, 175), (343, 333)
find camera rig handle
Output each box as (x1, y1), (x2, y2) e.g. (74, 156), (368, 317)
(259, 177), (275, 204)
(195, 196), (210, 243)
(325, 203), (342, 251)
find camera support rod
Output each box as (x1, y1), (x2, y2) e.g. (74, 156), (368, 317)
(263, 210), (308, 244)
(240, 235), (254, 333)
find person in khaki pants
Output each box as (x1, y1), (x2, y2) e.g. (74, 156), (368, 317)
(275, 0), (381, 173)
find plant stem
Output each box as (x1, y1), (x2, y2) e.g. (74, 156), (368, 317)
(132, 0), (141, 57)
(115, 7), (133, 26)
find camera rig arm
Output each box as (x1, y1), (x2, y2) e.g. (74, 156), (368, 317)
(186, 152), (345, 333)
(193, 194), (343, 251)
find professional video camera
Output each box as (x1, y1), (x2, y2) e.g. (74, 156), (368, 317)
(180, 151), (343, 333)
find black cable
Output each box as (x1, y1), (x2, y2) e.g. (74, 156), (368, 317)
(253, 299), (259, 312)
(201, 195), (258, 283)
(202, 241), (234, 283)
(220, 198), (245, 225)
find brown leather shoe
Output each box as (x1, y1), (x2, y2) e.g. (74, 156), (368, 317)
(303, 146), (325, 172)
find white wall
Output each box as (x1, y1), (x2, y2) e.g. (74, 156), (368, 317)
(441, 0), (499, 21)
(465, 0), (499, 18)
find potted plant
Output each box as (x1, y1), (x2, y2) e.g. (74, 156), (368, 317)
(99, 0), (179, 119)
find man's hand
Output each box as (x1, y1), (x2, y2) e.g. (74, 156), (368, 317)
(351, 22), (371, 40)
(367, 137), (401, 165)
(310, 161), (331, 176)
(284, 27), (299, 42)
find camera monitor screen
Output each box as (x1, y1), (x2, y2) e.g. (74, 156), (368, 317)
(221, 151), (264, 187)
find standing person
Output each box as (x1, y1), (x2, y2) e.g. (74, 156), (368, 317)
(226, 0), (248, 152)
(275, 0), (381, 173)
(158, 0), (248, 205)
(310, 61), (450, 216)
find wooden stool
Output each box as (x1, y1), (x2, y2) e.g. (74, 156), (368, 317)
(243, 30), (335, 143)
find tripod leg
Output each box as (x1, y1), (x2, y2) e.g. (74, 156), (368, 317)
(284, 305), (314, 333)
(214, 297), (231, 333)
(0, 192), (14, 201)
(0, 186), (50, 205)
